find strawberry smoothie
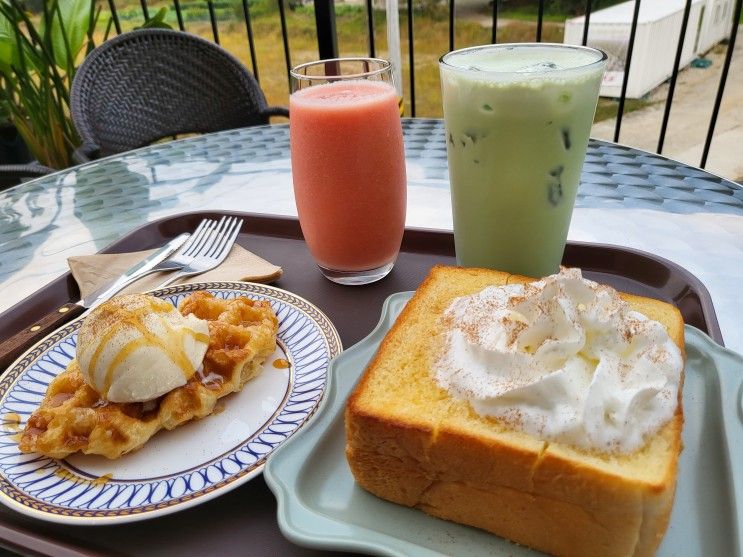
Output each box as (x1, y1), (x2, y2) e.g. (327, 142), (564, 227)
(289, 79), (406, 282)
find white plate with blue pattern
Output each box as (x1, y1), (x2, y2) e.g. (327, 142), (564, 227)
(0, 282), (341, 525)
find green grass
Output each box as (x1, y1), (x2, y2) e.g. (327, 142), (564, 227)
(498, 10), (568, 23)
(594, 98), (656, 123)
(96, 1), (566, 117)
(99, 1), (655, 122)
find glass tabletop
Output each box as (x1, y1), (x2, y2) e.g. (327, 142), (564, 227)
(1, 118), (742, 351)
(0, 118), (742, 557)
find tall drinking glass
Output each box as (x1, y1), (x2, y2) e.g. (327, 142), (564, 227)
(440, 44), (607, 278)
(289, 58), (407, 285)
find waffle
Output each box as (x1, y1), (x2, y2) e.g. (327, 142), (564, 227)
(19, 291), (278, 459)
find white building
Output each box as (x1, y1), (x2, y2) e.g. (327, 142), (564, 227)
(564, 0), (734, 99)
(696, 0), (736, 53)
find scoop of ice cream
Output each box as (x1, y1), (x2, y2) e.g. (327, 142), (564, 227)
(76, 294), (210, 403)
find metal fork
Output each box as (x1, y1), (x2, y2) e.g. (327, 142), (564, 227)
(151, 216), (226, 274)
(153, 216), (243, 289)
(92, 217), (219, 298)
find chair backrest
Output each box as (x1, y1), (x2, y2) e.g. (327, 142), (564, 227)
(71, 29), (272, 158)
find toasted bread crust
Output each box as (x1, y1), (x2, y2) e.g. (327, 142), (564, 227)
(346, 265), (684, 557)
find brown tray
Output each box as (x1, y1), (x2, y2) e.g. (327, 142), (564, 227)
(0, 211), (723, 557)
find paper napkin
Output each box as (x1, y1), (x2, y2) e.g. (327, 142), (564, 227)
(69, 244), (283, 298)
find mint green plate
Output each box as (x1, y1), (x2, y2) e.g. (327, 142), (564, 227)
(264, 292), (743, 556)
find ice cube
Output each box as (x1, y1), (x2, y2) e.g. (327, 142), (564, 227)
(561, 128), (571, 150)
(516, 61), (558, 73)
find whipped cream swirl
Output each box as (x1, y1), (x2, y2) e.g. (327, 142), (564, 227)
(433, 268), (683, 453)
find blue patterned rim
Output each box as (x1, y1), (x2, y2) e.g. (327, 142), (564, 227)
(0, 282), (341, 524)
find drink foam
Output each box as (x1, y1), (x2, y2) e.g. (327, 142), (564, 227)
(291, 80), (395, 107)
(444, 44), (603, 73)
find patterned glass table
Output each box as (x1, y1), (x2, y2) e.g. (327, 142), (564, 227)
(1, 118), (742, 348)
(0, 119), (742, 556)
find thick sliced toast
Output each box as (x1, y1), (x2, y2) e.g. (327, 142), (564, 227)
(345, 266), (684, 557)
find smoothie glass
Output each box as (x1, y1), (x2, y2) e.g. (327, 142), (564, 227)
(440, 44), (607, 277)
(289, 58), (407, 285)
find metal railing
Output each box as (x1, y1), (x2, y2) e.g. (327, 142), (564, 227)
(104, 0), (741, 170)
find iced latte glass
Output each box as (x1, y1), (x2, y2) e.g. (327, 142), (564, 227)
(440, 44), (607, 277)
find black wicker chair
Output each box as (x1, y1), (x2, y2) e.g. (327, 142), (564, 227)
(70, 29), (288, 163)
(0, 162), (54, 190)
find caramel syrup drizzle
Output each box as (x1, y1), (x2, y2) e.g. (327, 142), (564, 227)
(54, 469), (112, 486)
(87, 299), (210, 399)
(54, 469), (77, 481)
(2, 413), (21, 432)
(90, 473), (113, 485)
(3, 413), (22, 441)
